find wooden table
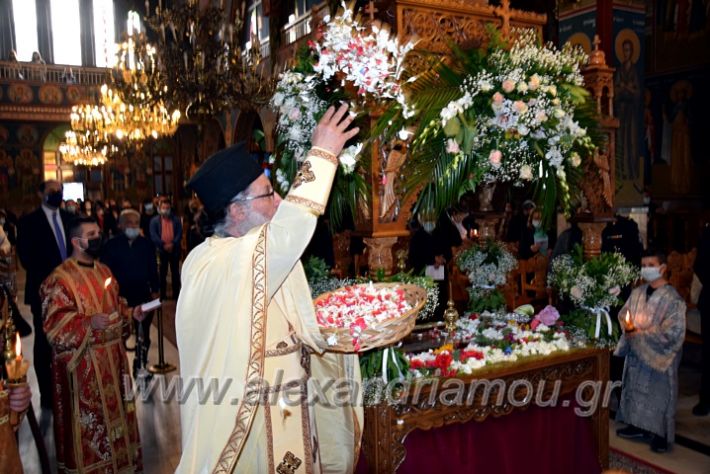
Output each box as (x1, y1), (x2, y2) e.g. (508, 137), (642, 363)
(361, 347), (610, 473)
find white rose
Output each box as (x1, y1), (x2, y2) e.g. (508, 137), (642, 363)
(519, 164), (533, 181)
(570, 152), (581, 167)
(517, 81), (529, 93)
(554, 108), (565, 119)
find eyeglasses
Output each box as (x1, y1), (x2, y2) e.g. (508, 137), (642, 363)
(232, 189), (275, 202)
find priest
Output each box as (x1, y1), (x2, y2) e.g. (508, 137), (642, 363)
(176, 104), (362, 473)
(41, 216), (144, 472)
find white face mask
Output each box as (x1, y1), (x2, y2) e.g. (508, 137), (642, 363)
(532, 219), (541, 228)
(125, 228), (140, 240)
(641, 266), (662, 283)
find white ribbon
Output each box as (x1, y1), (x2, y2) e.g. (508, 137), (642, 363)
(584, 306), (612, 339)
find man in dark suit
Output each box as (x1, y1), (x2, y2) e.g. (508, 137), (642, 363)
(17, 180), (70, 411)
(102, 209), (159, 377)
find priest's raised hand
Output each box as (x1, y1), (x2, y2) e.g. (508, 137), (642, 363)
(310, 103), (360, 157)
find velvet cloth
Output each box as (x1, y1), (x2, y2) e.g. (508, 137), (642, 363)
(357, 402), (600, 473)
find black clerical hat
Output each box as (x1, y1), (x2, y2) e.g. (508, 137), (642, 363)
(187, 142), (263, 215)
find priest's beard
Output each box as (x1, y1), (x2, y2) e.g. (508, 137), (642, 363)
(235, 208), (271, 236)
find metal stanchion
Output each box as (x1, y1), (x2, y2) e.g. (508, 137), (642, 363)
(148, 307), (176, 374)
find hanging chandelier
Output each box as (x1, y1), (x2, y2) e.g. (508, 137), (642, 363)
(144, 0), (274, 120)
(59, 130), (117, 167)
(100, 84), (180, 141)
(107, 11), (181, 139)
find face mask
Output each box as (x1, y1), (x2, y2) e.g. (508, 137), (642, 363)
(66, 205), (77, 214)
(532, 219), (541, 228)
(81, 237), (103, 258)
(125, 228), (140, 240)
(641, 266), (662, 283)
(45, 191), (63, 209)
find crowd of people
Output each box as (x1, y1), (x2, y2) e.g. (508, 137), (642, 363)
(0, 179), (211, 471)
(0, 154), (705, 469)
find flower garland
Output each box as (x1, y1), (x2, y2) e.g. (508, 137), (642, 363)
(547, 247), (637, 310)
(375, 28), (600, 226)
(547, 246), (637, 343)
(456, 239), (517, 312)
(270, 3), (415, 192)
(434, 29), (593, 189)
(456, 240), (517, 288)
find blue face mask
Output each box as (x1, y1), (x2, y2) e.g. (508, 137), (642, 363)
(125, 228), (140, 240)
(641, 266), (662, 283)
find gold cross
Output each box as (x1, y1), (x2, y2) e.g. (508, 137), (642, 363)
(276, 451), (302, 474)
(292, 160), (315, 189)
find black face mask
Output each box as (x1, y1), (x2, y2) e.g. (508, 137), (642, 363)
(82, 237), (103, 258)
(45, 191), (63, 209)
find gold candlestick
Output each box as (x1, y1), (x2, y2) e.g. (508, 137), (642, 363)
(443, 281), (459, 334)
(5, 332), (29, 427)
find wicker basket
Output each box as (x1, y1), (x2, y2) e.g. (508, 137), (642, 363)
(315, 283), (427, 353)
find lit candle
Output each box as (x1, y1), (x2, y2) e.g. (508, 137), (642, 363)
(13, 332), (21, 375)
(624, 309), (634, 331)
(102, 277), (112, 312)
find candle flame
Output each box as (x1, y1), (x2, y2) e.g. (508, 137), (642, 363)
(473, 229), (479, 237)
(104, 277), (112, 289)
(15, 332), (21, 358)
(625, 310), (630, 324)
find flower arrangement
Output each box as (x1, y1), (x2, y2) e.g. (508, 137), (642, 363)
(456, 239), (517, 312)
(407, 312), (571, 378)
(376, 28), (599, 226)
(547, 246), (637, 343)
(270, 2), (415, 225)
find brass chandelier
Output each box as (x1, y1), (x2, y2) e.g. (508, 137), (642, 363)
(144, 0), (273, 120)
(59, 130), (117, 167)
(60, 13), (181, 165)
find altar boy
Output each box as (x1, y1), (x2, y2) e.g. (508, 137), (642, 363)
(614, 249), (686, 453)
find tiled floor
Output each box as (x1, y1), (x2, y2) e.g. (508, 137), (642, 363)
(610, 420), (710, 473)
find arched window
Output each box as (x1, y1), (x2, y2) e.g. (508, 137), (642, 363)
(50, 0), (82, 65)
(93, 0), (116, 67)
(11, 0), (39, 61)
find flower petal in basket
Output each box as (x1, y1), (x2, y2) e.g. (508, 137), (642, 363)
(314, 283), (428, 353)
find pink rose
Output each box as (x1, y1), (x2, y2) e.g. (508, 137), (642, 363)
(608, 286), (621, 296)
(492, 92), (504, 104)
(489, 149), (502, 168)
(570, 286), (583, 300)
(502, 80), (515, 93)
(513, 100), (528, 113)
